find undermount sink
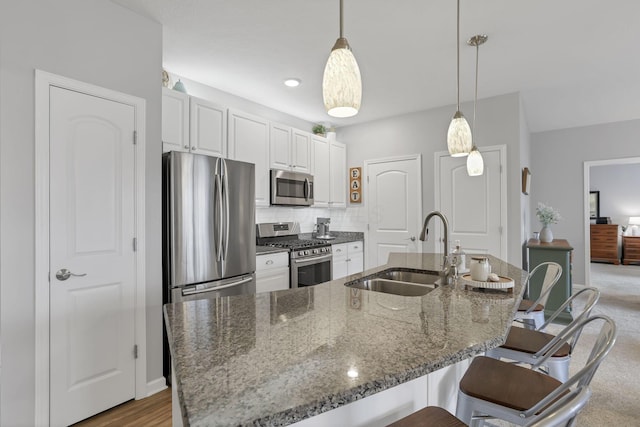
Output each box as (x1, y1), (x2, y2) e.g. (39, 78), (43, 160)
(345, 268), (440, 297)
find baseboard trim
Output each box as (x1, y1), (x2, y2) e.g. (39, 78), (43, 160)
(146, 377), (168, 397)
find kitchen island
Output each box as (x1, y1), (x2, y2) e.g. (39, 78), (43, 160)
(164, 253), (526, 427)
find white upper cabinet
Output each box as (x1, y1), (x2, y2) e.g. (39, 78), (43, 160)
(269, 123), (291, 170)
(329, 140), (347, 208)
(311, 136), (331, 207)
(189, 97), (227, 157)
(270, 124), (311, 173)
(291, 129), (311, 173)
(161, 88), (189, 152)
(228, 109), (270, 207)
(161, 88), (227, 158)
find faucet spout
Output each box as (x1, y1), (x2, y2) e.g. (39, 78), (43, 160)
(419, 211), (454, 282)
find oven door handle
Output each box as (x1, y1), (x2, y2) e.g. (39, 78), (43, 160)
(293, 254), (333, 264)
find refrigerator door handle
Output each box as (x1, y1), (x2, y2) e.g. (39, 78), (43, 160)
(222, 160), (230, 261)
(181, 275), (254, 296)
(215, 173), (223, 262)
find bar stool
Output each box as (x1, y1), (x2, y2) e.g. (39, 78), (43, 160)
(486, 287), (600, 381)
(455, 315), (617, 427)
(387, 386), (591, 427)
(514, 262), (562, 331)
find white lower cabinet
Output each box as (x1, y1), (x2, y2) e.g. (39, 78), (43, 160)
(256, 252), (290, 293)
(332, 241), (364, 280)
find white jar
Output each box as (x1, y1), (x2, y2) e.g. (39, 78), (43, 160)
(470, 256), (490, 281)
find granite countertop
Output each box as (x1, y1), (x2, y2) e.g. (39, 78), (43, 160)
(299, 231), (364, 245)
(164, 253), (526, 427)
(256, 245), (290, 255)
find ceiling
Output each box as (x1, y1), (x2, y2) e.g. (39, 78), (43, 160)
(114, 0), (640, 132)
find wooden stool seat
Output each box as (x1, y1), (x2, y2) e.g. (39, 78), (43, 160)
(517, 299), (544, 312)
(459, 356), (562, 412)
(387, 406), (466, 427)
(502, 326), (571, 357)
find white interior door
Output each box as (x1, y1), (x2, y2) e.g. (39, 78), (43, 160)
(49, 86), (137, 426)
(365, 155), (422, 268)
(436, 146), (506, 258)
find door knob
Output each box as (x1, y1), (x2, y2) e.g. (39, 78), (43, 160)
(55, 268), (87, 281)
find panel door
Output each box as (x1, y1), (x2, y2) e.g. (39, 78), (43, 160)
(161, 87), (189, 153)
(49, 86), (136, 426)
(366, 157), (422, 269)
(270, 123), (291, 170)
(312, 136), (331, 207)
(190, 96), (227, 157)
(437, 147), (504, 257)
(228, 109), (270, 207)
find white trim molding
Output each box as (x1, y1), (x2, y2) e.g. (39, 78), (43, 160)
(34, 70), (147, 426)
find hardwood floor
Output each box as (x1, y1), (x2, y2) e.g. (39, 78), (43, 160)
(72, 387), (172, 427)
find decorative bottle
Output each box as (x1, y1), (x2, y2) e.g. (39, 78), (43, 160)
(451, 240), (466, 272)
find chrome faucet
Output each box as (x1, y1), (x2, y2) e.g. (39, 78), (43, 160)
(419, 211), (455, 284)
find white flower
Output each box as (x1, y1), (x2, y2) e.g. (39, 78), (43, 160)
(536, 203), (561, 226)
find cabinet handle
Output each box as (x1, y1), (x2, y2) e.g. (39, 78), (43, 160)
(191, 147), (196, 150)
(336, 249), (342, 253)
(266, 260), (274, 265)
(184, 145), (189, 149)
(353, 246), (359, 249)
(346, 258), (351, 262)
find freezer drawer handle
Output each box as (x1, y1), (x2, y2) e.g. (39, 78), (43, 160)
(181, 276), (253, 296)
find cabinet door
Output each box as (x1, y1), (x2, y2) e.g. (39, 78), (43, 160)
(228, 109), (270, 207)
(269, 123), (291, 170)
(330, 140), (347, 208)
(291, 130), (311, 173)
(190, 97), (227, 158)
(312, 136), (330, 207)
(332, 243), (349, 280)
(348, 251), (364, 275)
(161, 88), (189, 153)
(256, 267), (290, 293)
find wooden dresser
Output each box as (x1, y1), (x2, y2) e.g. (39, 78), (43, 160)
(622, 236), (640, 265)
(590, 224), (621, 264)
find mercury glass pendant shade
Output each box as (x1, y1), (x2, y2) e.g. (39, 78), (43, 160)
(467, 146), (484, 176)
(323, 38), (362, 118)
(447, 111), (472, 157)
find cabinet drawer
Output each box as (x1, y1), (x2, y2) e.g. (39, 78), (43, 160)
(256, 252), (289, 271)
(348, 241), (363, 253)
(332, 243), (349, 259)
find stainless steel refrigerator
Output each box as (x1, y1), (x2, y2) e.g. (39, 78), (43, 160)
(162, 151), (256, 303)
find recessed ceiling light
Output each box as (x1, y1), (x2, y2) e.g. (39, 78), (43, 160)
(284, 78), (301, 87)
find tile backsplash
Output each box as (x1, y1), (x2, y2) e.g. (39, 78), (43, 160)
(256, 206), (367, 233)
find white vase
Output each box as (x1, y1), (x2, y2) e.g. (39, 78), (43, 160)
(540, 225), (553, 243)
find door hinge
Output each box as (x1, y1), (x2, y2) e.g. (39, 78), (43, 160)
(367, 224), (370, 231)
(367, 175), (370, 183)
(134, 344), (138, 359)
(133, 237), (137, 251)
(133, 130), (137, 145)
(499, 226), (503, 235)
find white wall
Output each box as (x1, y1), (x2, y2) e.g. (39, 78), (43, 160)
(337, 92), (526, 267)
(531, 118), (640, 284)
(590, 163), (640, 225)
(0, 1), (162, 425)
(520, 96), (532, 268)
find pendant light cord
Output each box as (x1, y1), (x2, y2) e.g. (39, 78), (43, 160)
(456, 0), (461, 111)
(340, 0), (344, 38)
(473, 42), (479, 136)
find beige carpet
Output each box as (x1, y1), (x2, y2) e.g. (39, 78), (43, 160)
(486, 262), (640, 426)
(569, 262), (640, 426)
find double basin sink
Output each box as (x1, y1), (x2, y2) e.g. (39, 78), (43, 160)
(345, 268), (440, 297)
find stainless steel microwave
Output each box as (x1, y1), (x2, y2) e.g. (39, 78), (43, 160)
(270, 169), (314, 206)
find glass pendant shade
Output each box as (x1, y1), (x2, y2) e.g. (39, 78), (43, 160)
(322, 38), (362, 118)
(466, 146), (484, 176)
(447, 110), (472, 157)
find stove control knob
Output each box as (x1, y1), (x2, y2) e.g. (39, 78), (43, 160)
(312, 249), (319, 254)
(304, 250), (310, 256)
(298, 251), (304, 256)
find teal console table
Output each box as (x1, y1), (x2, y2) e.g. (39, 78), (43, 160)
(526, 239), (573, 324)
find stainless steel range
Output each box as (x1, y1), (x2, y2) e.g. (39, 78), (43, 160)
(257, 222), (332, 288)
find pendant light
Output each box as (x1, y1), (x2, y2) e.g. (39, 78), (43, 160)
(447, 0), (472, 157)
(466, 34), (487, 176)
(322, 0), (362, 118)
